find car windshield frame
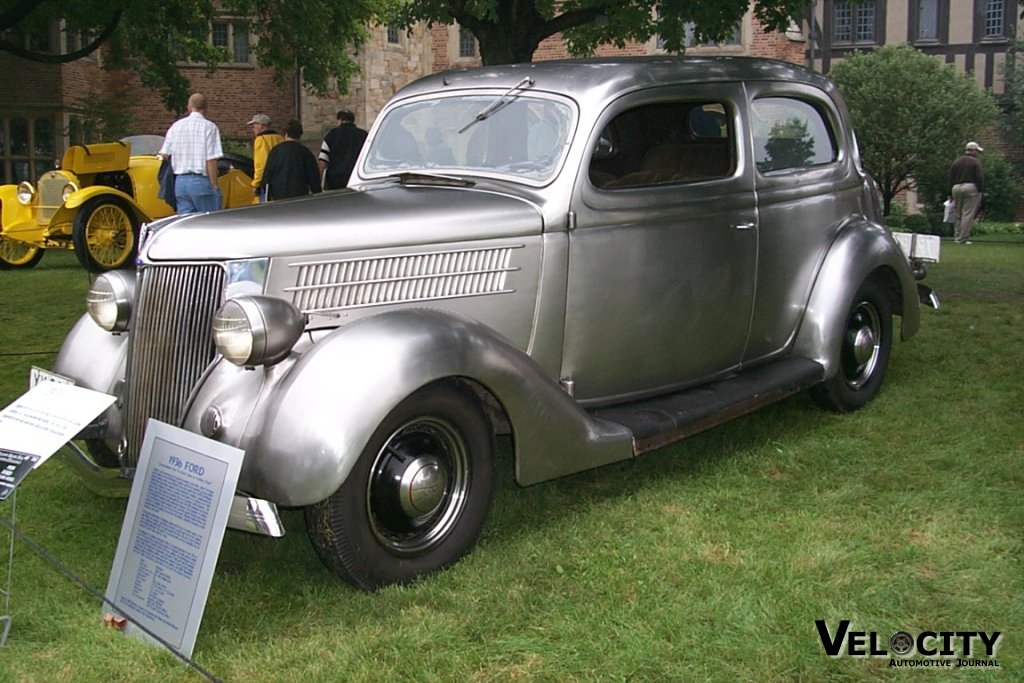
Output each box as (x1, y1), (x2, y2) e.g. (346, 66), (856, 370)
(361, 90), (578, 187)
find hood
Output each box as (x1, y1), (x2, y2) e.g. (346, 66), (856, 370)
(142, 183), (544, 261)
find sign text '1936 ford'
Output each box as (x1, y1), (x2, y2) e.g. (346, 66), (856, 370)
(53, 57), (937, 590)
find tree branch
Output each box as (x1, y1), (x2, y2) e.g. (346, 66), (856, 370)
(0, 0), (45, 35)
(0, 9), (122, 63)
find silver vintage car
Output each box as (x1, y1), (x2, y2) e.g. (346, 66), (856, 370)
(54, 57), (935, 590)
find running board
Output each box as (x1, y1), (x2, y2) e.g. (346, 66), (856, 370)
(589, 358), (825, 455)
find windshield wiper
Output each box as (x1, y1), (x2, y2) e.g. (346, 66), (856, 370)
(393, 172), (475, 188)
(457, 76), (535, 134)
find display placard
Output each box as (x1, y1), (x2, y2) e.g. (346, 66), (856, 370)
(104, 420), (243, 659)
(0, 381), (115, 468)
(0, 450), (41, 501)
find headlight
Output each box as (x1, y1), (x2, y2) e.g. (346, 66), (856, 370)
(17, 181), (35, 205)
(86, 270), (136, 332)
(213, 295), (304, 367)
(61, 182), (79, 202)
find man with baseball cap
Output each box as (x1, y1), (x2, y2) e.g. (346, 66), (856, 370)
(947, 141), (985, 245)
(247, 113), (284, 202)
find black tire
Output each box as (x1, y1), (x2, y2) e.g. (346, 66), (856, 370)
(72, 196), (138, 273)
(305, 382), (496, 591)
(0, 235), (44, 269)
(811, 279), (893, 413)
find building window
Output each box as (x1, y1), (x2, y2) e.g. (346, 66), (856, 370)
(915, 0), (939, 41)
(833, 0), (879, 44)
(211, 20), (250, 63)
(459, 27), (476, 58)
(983, 0), (1006, 38)
(387, 25), (400, 44)
(0, 116), (57, 184)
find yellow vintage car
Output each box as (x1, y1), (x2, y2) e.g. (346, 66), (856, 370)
(0, 135), (254, 272)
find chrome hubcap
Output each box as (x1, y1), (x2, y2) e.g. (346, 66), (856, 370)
(844, 301), (881, 389)
(399, 455), (446, 517)
(367, 417), (468, 555)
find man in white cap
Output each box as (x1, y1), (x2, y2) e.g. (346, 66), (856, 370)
(947, 141), (985, 245)
(246, 113), (284, 202)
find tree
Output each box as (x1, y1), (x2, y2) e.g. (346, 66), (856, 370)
(828, 45), (998, 215)
(0, 0), (390, 111)
(393, 1), (810, 66)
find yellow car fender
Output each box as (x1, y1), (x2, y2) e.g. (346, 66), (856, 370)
(0, 184), (45, 245)
(56, 186), (163, 227)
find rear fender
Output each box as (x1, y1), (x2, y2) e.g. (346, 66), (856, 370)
(793, 219), (920, 377)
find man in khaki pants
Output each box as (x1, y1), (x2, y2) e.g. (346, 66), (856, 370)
(947, 141), (985, 245)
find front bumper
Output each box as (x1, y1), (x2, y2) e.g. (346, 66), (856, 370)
(57, 440), (286, 538)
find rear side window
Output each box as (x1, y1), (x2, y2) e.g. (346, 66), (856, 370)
(589, 101), (736, 189)
(751, 97), (837, 173)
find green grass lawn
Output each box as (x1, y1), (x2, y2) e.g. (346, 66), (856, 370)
(0, 238), (1021, 682)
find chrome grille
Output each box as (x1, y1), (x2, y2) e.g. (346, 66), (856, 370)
(286, 246), (519, 313)
(123, 264), (225, 465)
(37, 174), (68, 223)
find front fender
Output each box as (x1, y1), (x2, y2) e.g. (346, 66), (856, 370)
(58, 186), (156, 225)
(793, 219), (920, 377)
(0, 185), (43, 244)
(186, 309), (633, 506)
(52, 313), (130, 451)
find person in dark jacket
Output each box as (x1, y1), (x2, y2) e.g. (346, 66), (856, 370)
(262, 120), (322, 201)
(947, 141), (985, 245)
(318, 109), (368, 190)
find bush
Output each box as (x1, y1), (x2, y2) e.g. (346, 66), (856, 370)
(885, 201), (907, 229)
(903, 213), (935, 235)
(978, 152), (1024, 221)
(975, 220), (1024, 235)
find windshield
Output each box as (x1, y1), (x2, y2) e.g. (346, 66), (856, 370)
(121, 134), (165, 156)
(363, 93), (575, 184)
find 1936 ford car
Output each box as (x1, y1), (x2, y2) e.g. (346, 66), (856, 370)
(52, 57), (936, 590)
(0, 135), (254, 272)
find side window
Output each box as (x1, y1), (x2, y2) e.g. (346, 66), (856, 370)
(751, 97), (837, 173)
(589, 101), (735, 189)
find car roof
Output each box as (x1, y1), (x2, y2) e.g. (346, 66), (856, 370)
(395, 56), (837, 103)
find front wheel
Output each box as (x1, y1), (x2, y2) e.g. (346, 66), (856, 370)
(811, 279), (893, 413)
(305, 382), (496, 591)
(0, 235), (43, 269)
(72, 196), (138, 272)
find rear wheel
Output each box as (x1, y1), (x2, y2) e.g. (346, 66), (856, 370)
(72, 196), (138, 272)
(306, 382), (496, 591)
(811, 279), (893, 413)
(0, 235), (43, 269)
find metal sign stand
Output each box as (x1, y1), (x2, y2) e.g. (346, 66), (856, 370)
(1, 489), (14, 646)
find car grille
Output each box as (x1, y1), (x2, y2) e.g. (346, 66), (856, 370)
(37, 173), (68, 224)
(286, 246), (519, 313)
(122, 264), (225, 466)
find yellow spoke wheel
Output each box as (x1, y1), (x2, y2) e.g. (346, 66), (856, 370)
(0, 234), (44, 269)
(72, 196), (138, 272)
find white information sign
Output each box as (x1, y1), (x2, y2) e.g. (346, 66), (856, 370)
(104, 420), (243, 659)
(0, 380), (115, 468)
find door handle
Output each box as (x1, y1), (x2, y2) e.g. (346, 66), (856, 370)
(732, 222), (756, 230)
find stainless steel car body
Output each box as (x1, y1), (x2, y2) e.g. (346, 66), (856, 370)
(54, 57), (924, 517)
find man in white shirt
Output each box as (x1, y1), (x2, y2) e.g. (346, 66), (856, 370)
(159, 93), (224, 215)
